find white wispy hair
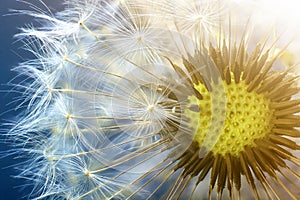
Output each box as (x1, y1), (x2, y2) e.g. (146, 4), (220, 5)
(7, 0), (195, 199)
(127, 0), (228, 44)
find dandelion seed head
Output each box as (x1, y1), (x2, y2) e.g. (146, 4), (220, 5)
(5, 0), (300, 199)
(160, 27), (300, 198)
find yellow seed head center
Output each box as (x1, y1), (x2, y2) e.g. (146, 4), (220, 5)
(186, 80), (274, 157)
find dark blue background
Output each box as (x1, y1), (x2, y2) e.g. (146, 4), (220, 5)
(0, 1), (63, 199)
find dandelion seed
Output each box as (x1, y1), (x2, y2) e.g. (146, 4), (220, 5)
(164, 0), (227, 42)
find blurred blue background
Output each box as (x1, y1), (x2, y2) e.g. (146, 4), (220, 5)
(0, 1), (62, 199)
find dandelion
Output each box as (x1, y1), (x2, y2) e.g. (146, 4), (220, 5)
(4, 0), (300, 200)
(102, 4), (300, 200)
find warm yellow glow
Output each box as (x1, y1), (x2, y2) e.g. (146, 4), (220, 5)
(186, 79), (274, 157)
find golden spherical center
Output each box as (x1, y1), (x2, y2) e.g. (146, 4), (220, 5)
(186, 80), (274, 157)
